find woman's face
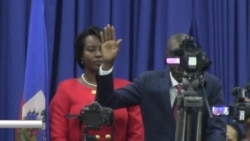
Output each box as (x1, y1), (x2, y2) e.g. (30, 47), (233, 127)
(82, 35), (103, 72)
(226, 125), (238, 141)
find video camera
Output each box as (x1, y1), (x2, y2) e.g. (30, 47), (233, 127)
(166, 36), (211, 91)
(212, 84), (250, 123)
(166, 36), (211, 74)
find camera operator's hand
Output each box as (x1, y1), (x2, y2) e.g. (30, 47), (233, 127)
(100, 24), (122, 70)
(244, 97), (250, 102)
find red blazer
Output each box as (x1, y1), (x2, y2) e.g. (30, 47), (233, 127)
(50, 78), (144, 141)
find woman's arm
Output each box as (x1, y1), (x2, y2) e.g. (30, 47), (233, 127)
(50, 83), (70, 141)
(126, 105), (144, 141)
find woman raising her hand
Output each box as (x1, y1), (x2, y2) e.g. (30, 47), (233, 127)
(50, 25), (144, 141)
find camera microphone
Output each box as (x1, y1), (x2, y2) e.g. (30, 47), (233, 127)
(231, 85), (250, 103)
(231, 87), (242, 96)
(244, 83), (250, 92)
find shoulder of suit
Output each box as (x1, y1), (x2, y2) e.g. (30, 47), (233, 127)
(140, 70), (167, 77)
(204, 72), (221, 82)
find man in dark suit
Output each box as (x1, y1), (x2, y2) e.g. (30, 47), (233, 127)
(96, 25), (226, 141)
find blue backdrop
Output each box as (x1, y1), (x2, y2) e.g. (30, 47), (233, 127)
(1, 0), (250, 140)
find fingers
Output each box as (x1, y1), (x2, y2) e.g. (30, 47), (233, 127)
(103, 24), (117, 41)
(111, 26), (115, 40)
(104, 26), (108, 41)
(100, 31), (104, 43)
(107, 25), (112, 40)
(116, 39), (122, 47)
(103, 24), (111, 41)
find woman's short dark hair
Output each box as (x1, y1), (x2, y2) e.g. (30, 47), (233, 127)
(74, 26), (102, 69)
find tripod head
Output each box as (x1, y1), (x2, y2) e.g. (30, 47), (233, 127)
(182, 71), (206, 92)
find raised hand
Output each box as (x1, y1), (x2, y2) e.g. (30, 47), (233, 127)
(100, 24), (122, 70)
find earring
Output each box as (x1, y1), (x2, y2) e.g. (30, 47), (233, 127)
(81, 59), (84, 64)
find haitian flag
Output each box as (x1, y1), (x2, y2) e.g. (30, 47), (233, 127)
(15, 0), (50, 140)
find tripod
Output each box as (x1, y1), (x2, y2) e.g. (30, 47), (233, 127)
(174, 90), (203, 141)
(83, 126), (100, 141)
(81, 124), (113, 141)
(174, 71), (213, 141)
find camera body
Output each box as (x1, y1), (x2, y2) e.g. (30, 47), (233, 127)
(80, 101), (113, 129)
(166, 37), (211, 91)
(213, 102), (250, 123)
(179, 37), (210, 73)
(229, 86), (250, 122)
(167, 37), (211, 74)
(212, 85), (250, 123)
(229, 102), (250, 122)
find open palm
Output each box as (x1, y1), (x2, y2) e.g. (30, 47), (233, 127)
(100, 25), (122, 63)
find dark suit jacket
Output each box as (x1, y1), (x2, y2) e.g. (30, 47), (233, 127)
(96, 69), (226, 141)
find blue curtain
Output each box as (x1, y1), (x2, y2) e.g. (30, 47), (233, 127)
(191, 0), (250, 105)
(1, 0), (250, 140)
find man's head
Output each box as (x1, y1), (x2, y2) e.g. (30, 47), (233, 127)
(166, 33), (190, 83)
